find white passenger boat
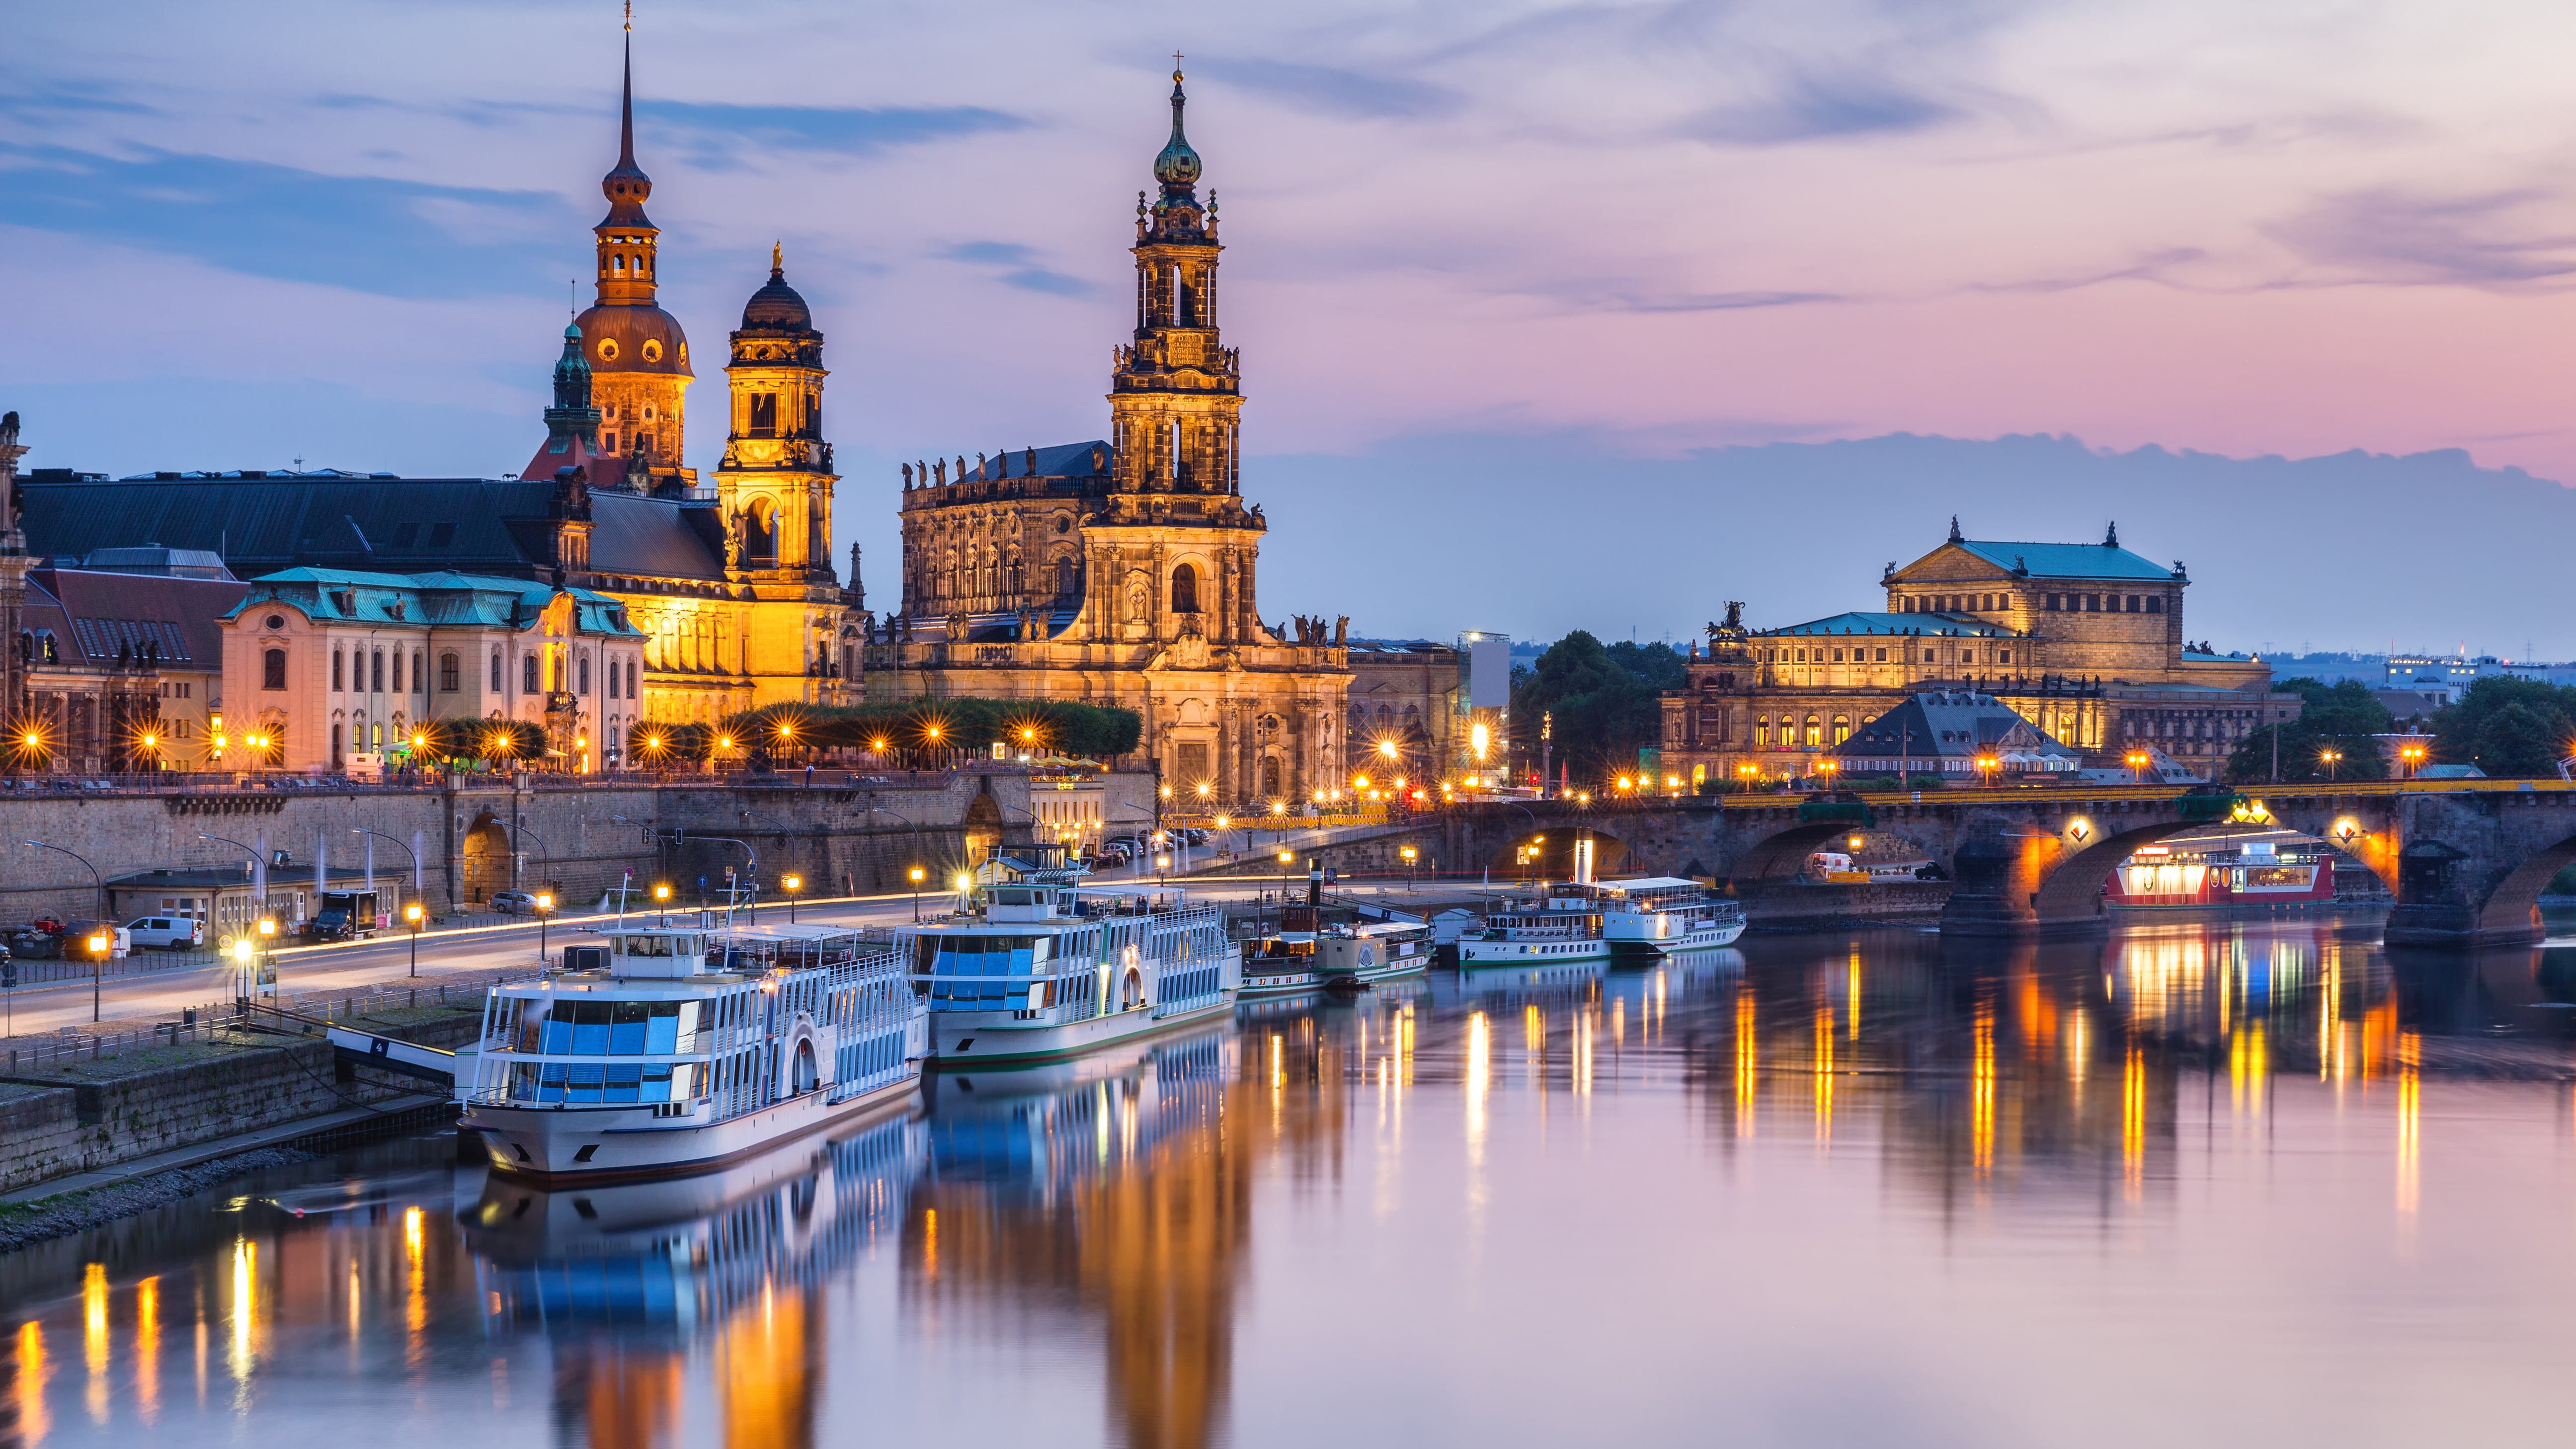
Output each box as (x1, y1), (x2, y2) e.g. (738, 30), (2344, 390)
(1457, 896), (1614, 967)
(1316, 919), (1434, 989)
(457, 921), (928, 1184)
(1238, 931), (1324, 999)
(1599, 877), (1748, 960)
(900, 845), (1239, 1066)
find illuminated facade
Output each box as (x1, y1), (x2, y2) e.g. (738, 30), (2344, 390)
(868, 71), (1375, 804)
(1660, 522), (2299, 786)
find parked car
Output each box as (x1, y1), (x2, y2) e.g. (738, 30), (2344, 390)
(488, 889), (540, 915)
(61, 921), (131, 960)
(124, 915), (206, 951)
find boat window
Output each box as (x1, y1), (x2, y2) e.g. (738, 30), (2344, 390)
(531, 999), (684, 1055)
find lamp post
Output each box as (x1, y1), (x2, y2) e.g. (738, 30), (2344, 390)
(351, 826), (421, 942)
(534, 890), (554, 962)
(1975, 753), (2000, 788)
(2124, 749), (2151, 784)
(2320, 748), (2342, 782)
(23, 840), (107, 1022)
(783, 873), (802, 923)
(2401, 741), (2426, 779)
(404, 900), (423, 976)
(653, 880), (672, 926)
(507, 820), (553, 904)
(232, 936), (255, 1008)
(909, 865), (926, 923)
(1401, 844), (1418, 893)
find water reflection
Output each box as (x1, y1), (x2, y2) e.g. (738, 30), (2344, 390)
(10, 917), (2576, 1446)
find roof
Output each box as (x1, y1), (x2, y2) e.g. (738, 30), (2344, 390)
(78, 546), (233, 579)
(1946, 540), (2179, 582)
(1831, 691), (2078, 760)
(227, 568), (645, 637)
(1764, 611), (2011, 638)
(19, 473), (729, 586)
(110, 866), (380, 890)
(27, 569), (248, 668)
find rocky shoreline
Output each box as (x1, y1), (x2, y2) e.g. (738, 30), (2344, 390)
(0, 1145), (319, 1254)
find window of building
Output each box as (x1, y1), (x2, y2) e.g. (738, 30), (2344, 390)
(626, 659), (638, 699)
(1875, 647), (1888, 662)
(371, 649), (384, 693)
(1833, 716), (1852, 744)
(490, 649), (502, 693)
(749, 393), (778, 437)
(1171, 563), (1200, 613)
(1757, 717), (1771, 746)
(2146, 596), (2163, 614)
(1923, 649), (1936, 662)
(441, 653), (460, 692)
(262, 648), (286, 690)
(524, 653), (540, 693)
(331, 723), (342, 760)
(578, 655), (591, 694)
(1804, 716), (1822, 748)
(2000, 649), (2012, 664)
(392, 650), (403, 694)
(331, 649), (344, 692)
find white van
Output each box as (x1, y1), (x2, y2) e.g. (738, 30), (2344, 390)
(125, 916), (206, 951)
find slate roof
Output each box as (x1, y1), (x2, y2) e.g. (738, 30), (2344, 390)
(1763, 611), (2010, 638)
(19, 474), (728, 585)
(26, 568), (248, 668)
(1833, 691), (2078, 761)
(1948, 540), (2178, 582)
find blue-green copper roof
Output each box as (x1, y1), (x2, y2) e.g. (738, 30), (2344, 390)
(1951, 540), (2178, 582)
(1764, 611), (2012, 638)
(225, 567), (644, 637)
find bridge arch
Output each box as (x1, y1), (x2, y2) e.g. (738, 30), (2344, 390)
(1489, 825), (1635, 880)
(1730, 820), (1940, 883)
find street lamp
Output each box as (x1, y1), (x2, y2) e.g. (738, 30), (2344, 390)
(351, 826), (421, 943)
(2320, 748), (2343, 781)
(232, 936), (255, 1005)
(1401, 844), (1419, 893)
(909, 866), (925, 922)
(1974, 753), (2000, 787)
(783, 872), (803, 923)
(2124, 749), (2151, 784)
(404, 900), (424, 977)
(23, 840), (106, 1021)
(2400, 741), (2427, 778)
(653, 880), (673, 925)
(534, 891), (554, 961)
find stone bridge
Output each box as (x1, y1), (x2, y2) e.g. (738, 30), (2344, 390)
(1292, 782), (2576, 946)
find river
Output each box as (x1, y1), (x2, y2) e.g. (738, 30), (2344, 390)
(7, 914), (2576, 1448)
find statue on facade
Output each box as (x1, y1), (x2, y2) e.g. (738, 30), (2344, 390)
(1025, 446), (1038, 476)
(901, 462), (913, 489)
(976, 451), (988, 479)
(1334, 615), (1348, 645)
(932, 458), (946, 485)
(956, 455), (967, 483)
(1124, 569), (1150, 620)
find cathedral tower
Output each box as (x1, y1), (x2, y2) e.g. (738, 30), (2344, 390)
(1110, 67), (1241, 495)
(715, 246), (835, 584)
(574, 28), (693, 485)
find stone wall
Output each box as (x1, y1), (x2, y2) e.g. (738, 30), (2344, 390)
(0, 1037), (421, 1194)
(0, 767), (1157, 923)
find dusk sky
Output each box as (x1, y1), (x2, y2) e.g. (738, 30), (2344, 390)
(7, 1), (2576, 655)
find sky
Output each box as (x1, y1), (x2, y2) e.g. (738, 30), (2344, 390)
(6, 0), (2576, 655)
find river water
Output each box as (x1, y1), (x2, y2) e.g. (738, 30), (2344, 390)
(8, 914), (2576, 1449)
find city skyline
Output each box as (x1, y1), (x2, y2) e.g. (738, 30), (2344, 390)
(6, 1), (2576, 651)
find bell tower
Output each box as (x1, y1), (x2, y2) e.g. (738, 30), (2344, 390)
(573, 20), (694, 484)
(1109, 64), (1241, 495)
(715, 245), (834, 584)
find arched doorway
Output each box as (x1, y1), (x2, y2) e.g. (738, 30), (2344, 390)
(793, 1039), (818, 1094)
(1120, 965), (1144, 1010)
(460, 813), (511, 903)
(964, 791), (1004, 868)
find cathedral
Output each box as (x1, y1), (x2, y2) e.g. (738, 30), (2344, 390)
(863, 69), (1361, 805)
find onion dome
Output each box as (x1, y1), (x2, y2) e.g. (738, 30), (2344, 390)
(1153, 68), (1202, 195)
(740, 242), (813, 331)
(599, 33), (653, 227)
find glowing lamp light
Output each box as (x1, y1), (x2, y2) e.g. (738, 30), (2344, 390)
(256, 918), (277, 938)
(232, 938), (253, 963)
(86, 933), (106, 955)
(783, 874), (802, 891)
(717, 734), (733, 750)
(1278, 850), (1293, 864)
(908, 867), (925, 885)
(1196, 780), (1212, 798)
(1471, 722), (1490, 761)
(1378, 739), (1399, 760)
(534, 892), (553, 912)
(1353, 774), (1370, 790)
(653, 883), (672, 901)
(404, 902), (423, 924)
(953, 873), (972, 893)
(871, 736), (889, 752)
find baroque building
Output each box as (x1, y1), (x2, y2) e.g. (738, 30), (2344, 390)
(1659, 521), (2300, 786)
(867, 70), (1358, 805)
(11, 31), (856, 763)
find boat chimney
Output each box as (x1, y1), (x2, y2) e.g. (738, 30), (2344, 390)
(1308, 861), (1323, 909)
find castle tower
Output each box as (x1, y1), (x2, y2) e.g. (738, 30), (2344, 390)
(715, 245), (835, 584)
(574, 28), (693, 485)
(1109, 66), (1240, 497)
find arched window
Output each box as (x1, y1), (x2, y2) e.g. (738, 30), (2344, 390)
(1056, 555), (1078, 601)
(578, 655), (590, 694)
(1171, 563), (1200, 613)
(262, 648), (287, 691)
(489, 649), (502, 692)
(330, 723), (343, 761)
(1833, 716), (1852, 744)
(440, 653), (459, 692)
(1757, 717), (1772, 746)
(747, 502), (778, 567)
(1261, 756), (1282, 796)
(371, 649), (384, 694)
(331, 649), (344, 692)
(626, 659), (638, 699)
(1804, 715), (1822, 748)
(522, 653), (539, 693)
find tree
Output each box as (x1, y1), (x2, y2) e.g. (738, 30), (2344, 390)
(1511, 632), (1684, 782)
(2226, 678), (2392, 784)
(2435, 676), (2576, 778)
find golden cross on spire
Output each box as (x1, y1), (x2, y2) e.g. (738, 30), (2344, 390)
(624, 0), (632, 32)
(1172, 49), (1184, 80)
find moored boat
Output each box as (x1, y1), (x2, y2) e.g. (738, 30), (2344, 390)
(1598, 877), (1748, 961)
(900, 844), (1239, 1066)
(458, 921), (928, 1185)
